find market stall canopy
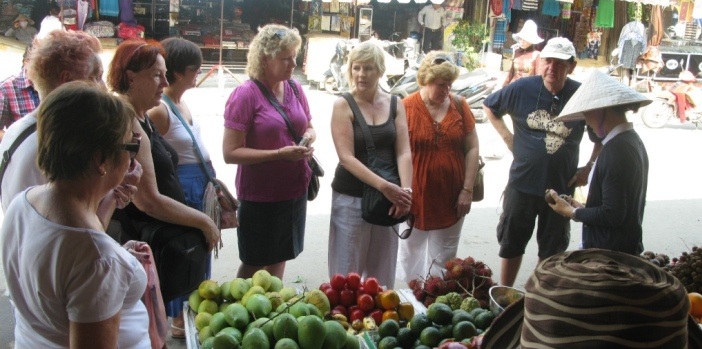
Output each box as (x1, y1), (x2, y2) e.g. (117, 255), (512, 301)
(377, 0), (445, 3)
(619, 0), (670, 6)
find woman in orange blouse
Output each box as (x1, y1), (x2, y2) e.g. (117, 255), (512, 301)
(503, 20), (543, 87)
(397, 51), (480, 282)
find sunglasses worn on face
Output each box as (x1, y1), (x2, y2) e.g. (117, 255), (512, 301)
(392, 214), (415, 239)
(122, 132), (141, 160)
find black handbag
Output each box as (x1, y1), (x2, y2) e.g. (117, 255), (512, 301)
(138, 221), (207, 303)
(341, 93), (409, 227)
(253, 79), (323, 201)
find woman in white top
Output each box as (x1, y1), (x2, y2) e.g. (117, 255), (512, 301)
(147, 36), (215, 339)
(1, 81), (151, 348)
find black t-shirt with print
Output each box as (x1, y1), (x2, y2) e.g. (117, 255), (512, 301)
(485, 75), (598, 196)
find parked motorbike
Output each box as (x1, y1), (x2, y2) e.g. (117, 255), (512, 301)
(386, 64), (497, 123)
(321, 36), (408, 95)
(640, 87), (702, 129)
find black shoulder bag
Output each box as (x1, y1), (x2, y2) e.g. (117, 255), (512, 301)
(341, 93), (410, 230)
(0, 122), (37, 197)
(253, 79), (323, 201)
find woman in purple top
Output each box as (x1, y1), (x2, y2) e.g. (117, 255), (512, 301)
(223, 24), (314, 279)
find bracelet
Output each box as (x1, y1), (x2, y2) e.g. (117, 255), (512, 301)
(462, 186), (473, 193)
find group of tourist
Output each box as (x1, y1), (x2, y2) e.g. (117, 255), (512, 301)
(0, 18), (656, 347)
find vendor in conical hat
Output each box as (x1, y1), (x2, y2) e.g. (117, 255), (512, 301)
(546, 70), (650, 255)
(503, 20), (544, 87)
(481, 248), (702, 349)
(5, 14), (37, 45)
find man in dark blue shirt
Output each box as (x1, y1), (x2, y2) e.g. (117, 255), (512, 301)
(483, 37), (602, 287)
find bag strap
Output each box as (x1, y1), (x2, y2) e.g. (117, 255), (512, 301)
(452, 94), (485, 170)
(341, 92), (397, 160)
(0, 122), (37, 196)
(161, 95), (219, 189)
(253, 79), (301, 144)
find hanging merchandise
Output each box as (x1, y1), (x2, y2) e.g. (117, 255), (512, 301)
(542, 0), (561, 17)
(76, 0), (89, 30)
(562, 3), (572, 19)
(99, 0), (119, 17)
(587, 31), (601, 58)
(594, 0), (614, 28)
(522, 0), (539, 12)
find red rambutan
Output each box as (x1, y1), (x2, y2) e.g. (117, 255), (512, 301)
(424, 296), (436, 307)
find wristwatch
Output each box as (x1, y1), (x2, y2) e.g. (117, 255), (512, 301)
(403, 187), (413, 194)
(571, 208), (581, 222)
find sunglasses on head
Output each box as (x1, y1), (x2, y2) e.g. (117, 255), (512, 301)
(432, 56), (454, 65)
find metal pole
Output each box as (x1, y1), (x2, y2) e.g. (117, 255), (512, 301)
(291, 0), (294, 29)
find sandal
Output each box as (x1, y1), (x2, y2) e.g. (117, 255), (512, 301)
(170, 324), (186, 340)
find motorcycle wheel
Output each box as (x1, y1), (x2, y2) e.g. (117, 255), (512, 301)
(641, 99), (674, 129)
(324, 76), (340, 95)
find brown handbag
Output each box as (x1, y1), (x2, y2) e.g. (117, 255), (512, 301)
(453, 94), (485, 202)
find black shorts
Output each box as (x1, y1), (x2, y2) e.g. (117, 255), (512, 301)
(237, 194), (307, 266)
(496, 186), (570, 259)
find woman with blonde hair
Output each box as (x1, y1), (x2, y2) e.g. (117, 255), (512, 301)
(397, 51), (480, 282)
(329, 41), (413, 289)
(223, 24), (315, 279)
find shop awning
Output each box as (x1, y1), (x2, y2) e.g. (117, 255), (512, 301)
(376, 0), (445, 3)
(619, 0), (670, 7)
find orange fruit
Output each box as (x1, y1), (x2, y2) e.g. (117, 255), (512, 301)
(374, 293), (383, 309)
(379, 290), (401, 310)
(382, 309), (400, 323)
(689, 292), (702, 317)
(397, 302), (414, 321)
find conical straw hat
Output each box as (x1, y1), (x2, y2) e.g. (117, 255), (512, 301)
(556, 70), (651, 122)
(512, 20), (543, 45)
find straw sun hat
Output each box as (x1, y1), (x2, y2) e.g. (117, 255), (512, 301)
(555, 70), (652, 122)
(12, 14), (34, 28)
(512, 20), (543, 45)
(481, 249), (702, 349)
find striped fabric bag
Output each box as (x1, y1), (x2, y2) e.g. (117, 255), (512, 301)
(482, 249), (702, 349)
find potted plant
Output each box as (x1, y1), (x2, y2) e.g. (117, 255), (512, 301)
(450, 20), (489, 71)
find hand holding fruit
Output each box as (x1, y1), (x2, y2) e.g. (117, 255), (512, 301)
(545, 189), (583, 218)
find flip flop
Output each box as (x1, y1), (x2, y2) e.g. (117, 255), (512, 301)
(170, 324), (186, 340)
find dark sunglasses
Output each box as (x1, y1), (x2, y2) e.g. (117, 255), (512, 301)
(122, 132), (141, 160)
(271, 29), (288, 40)
(433, 56), (454, 65)
(550, 95), (561, 116)
(392, 214), (415, 239)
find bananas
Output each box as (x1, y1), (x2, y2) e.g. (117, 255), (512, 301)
(363, 316), (377, 331)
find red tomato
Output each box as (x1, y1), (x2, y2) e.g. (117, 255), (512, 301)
(369, 309), (383, 325)
(325, 288), (340, 307)
(350, 308), (365, 322)
(364, 277), (380, 296)
(340, 289), (355, 307)
(331, 305), (348, 318)
(330, 274), (347, 291)
(346, 272), (362, 290)
(357, 293), (375, 312)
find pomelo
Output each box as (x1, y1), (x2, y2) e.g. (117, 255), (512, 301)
(242, 327), (269, 349)
(269, 276), (284, 292)
(195, 312), (213, 331)
(198, 299), (219, 315)
(273, 312), (298, 342)
(252, 269), (273, 291)
(220, 281), (234, 302)
(246, 293), (273, 319)
(275, 338), (300, 349)
(224, 303), (250, 329)
(189, 290), (203, 312)
(321, 320), (346, 349)
(280, 287), (297, 302)
(212, 331), (240, 349)
(298, 315), (326, 349)
(199, 280), (221, 300)
(229, 278), (251, 301)
(209, 312), (228, 335)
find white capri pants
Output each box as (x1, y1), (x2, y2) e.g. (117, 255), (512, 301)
(328, 190), (399, 289)
(396, 216), (465, 283)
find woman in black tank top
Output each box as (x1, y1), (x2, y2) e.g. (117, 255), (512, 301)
(328, 42), (413, 290)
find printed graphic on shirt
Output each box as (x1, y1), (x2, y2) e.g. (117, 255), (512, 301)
(526, 109), (572, 154)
